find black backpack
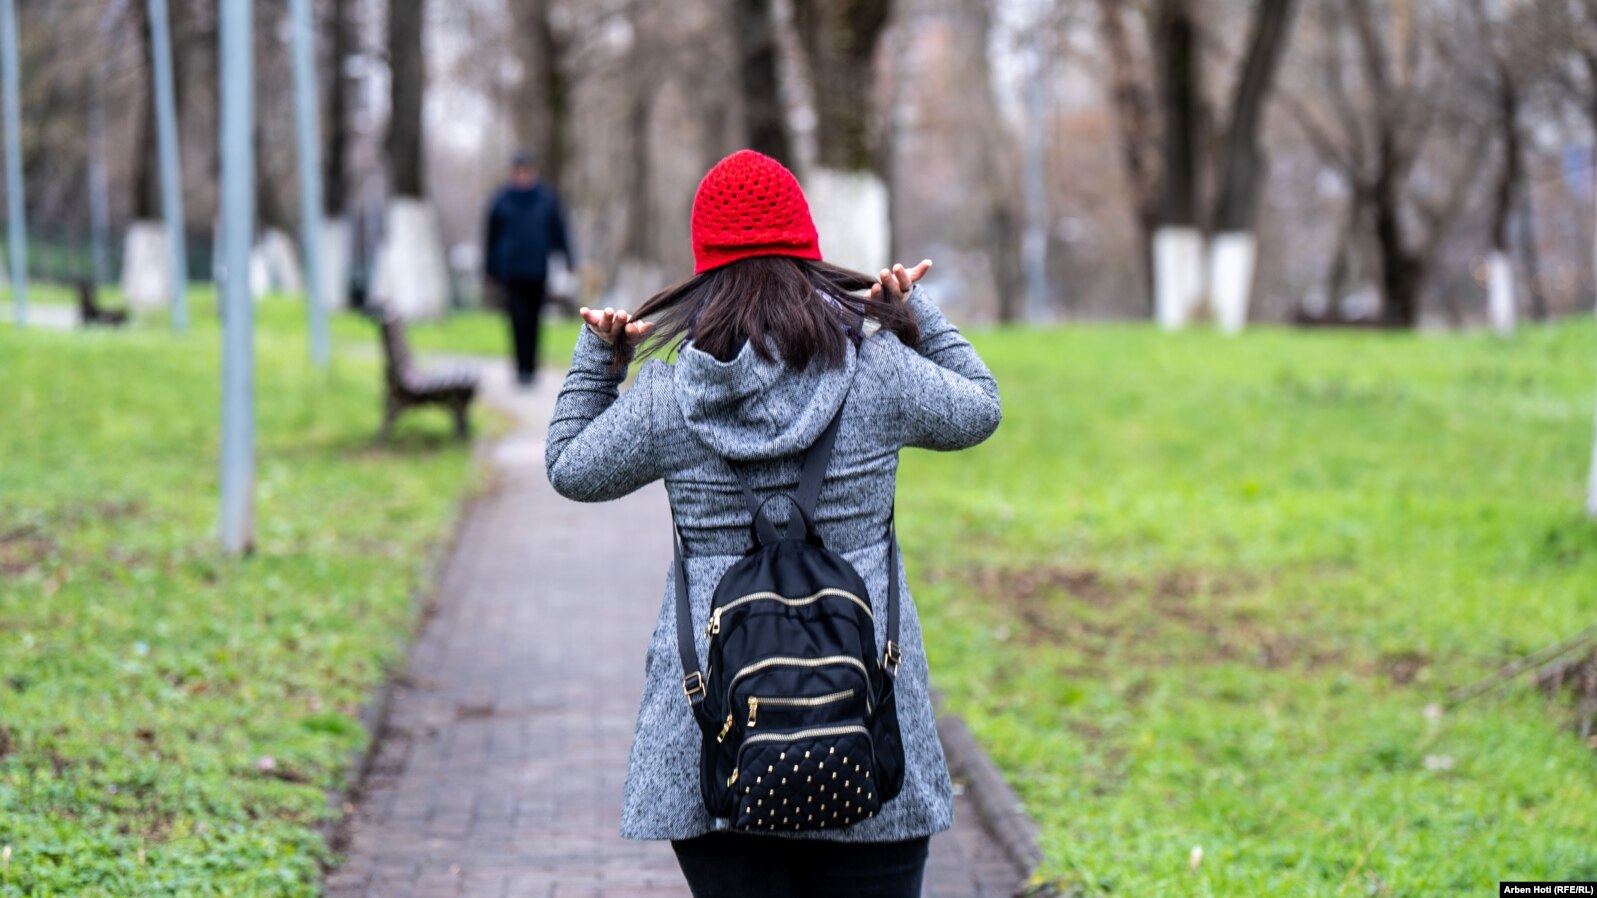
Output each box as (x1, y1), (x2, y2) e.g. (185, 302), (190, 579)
(672, 402), (906, 833)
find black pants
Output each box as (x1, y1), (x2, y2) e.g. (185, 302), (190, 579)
(502, 276), (546, 383)
(671, 832), (929, 898)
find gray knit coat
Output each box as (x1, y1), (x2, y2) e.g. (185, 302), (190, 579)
(545, 286), (1001, 842)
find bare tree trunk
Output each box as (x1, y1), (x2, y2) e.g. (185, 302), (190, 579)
(1209, 0), (1297, 333)
(1369, 141), (1420, 327)
(132, 1), (163, 220)
(734, 0), (792, 164)
(1153, 0), (1204, 329)
(1096, 0), (1159, 311)
(792, 0), (892, 171)
(990, 190), (1024, 323)
(1345, 0), (1431, 328)
(1518, 186), (1549, 321)
(254, 122), (292, 232)
(622, 87), (654, 261)
(1322, 198), (1360, 319)
(1486, 73), (1521, 334)
(1211, 0), (1297, 232)
(377, 0), (445, 317)
(387, 0), (425, 198)
(512, 0), (569, 189)
(1486, 61), (1518, 257)
(1156, 0), (1200, 231)
(323, 0), (350, 215)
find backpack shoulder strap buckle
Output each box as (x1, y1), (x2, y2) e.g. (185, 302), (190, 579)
(882, 641), (902, 675)
(682, 671), (707, 702)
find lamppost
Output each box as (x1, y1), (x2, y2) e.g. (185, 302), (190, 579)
(219, 0), (255, 555)
(1, 0), (27, 328)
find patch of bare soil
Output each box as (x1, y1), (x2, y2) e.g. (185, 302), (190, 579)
(0, 525), (56, 575)
(1378, 649), (1431, 685)
(957, 563), (1351, 673)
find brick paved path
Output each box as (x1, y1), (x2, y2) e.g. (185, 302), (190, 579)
(325, 362), (1023, 898)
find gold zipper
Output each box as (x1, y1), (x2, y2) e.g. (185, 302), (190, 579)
(715, 588), (873, 621)
(746, 689), (855, 728)
(742, 723), (870, 747)
(717, 713), (734, 743)
(705, 607), (723, 637)
(726, 655), (866, 705)
(726, 656), (867, 719)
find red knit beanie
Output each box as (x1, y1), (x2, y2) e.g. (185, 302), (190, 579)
(690, 150), (823, 274)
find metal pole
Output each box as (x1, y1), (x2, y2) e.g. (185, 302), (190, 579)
(148, 0), (188, 332)
(290, 0), (328, 366)
(219, 0), (255, 555)
(0, 0), (27, 328)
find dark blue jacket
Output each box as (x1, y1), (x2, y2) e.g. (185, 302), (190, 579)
(485, 181), (574, 282)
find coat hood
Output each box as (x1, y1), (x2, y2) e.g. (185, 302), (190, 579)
(672, 337), (858, 462)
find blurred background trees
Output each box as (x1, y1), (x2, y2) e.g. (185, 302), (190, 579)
(9, 0), (1597, 329)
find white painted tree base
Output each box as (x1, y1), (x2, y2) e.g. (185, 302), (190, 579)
(803, 167), (889, 277)
(318, 218), (351, 310)
(1209, 232), (1256, 335)
(1154, 226), (1205, 330)
(121, 221), (171, 311)
(1487, 250), (1516, 337)
(250, 228), (304, 298)
(373, 198), (449, 319)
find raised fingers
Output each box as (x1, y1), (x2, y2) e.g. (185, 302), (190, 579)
(625, 320), (655, 342)
(878, 268), (902, 298)
(893, 264), (913, 294)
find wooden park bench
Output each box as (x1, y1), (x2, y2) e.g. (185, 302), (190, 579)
(373, 308), (478, 441)
(77, 280), (128, 327)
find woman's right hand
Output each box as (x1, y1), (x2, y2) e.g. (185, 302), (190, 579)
(869, 259), (932, 303)
(579, 306), (655, 346)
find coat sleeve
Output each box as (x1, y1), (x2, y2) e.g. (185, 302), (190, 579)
(545, 328), (663, 501)
(890, 285), (1002, 451)
(483, 195), (503, 282)
(550, 193), (575, 268)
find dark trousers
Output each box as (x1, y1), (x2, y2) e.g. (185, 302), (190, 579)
(502, 277), (546, 383)
(671, 832), (929, 898)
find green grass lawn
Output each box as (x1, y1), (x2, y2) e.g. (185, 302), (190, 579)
(902, 320), (1597, 895)
(5, 286), (1595, 895)
(0, 292), (579, 896)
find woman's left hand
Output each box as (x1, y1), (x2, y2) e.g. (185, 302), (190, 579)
(579, 306), (655, 346)
(869, 259), (932, 303)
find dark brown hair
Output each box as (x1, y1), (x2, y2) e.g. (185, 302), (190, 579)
(614, 256), (921, 370)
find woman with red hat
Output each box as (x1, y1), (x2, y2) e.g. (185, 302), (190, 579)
(546, 149), (1001, 895)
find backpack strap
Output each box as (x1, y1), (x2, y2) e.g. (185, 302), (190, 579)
(674, 403), (844, 706)
(883, 505), (902, 678)
(727, 466), (783, 545)
(672, 514), (709, 708)
(786, 405), (844, 540)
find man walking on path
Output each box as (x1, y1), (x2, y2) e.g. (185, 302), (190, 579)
(485, 150), (575, 387)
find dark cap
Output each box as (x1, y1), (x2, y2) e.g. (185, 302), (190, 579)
(510, 148), (535, 169)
